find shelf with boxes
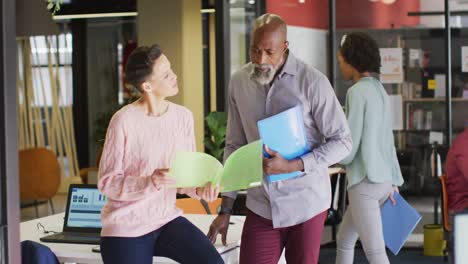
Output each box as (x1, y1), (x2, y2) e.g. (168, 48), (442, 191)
(334, 27), (468, 194)
(403, 98), (468, 134)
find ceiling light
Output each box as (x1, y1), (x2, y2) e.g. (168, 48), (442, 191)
(201, 9), (215, 14)
(52, 12), (137, 20)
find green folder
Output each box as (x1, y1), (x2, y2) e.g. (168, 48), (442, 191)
(169, 140), (263, 192)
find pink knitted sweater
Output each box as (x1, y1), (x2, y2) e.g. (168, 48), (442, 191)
(98, 102), (198, 237)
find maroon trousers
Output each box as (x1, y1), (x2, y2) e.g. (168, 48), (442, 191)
(240, 209), (327, 264)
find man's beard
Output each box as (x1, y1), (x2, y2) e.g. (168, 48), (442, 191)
(251, 63), (276, 85)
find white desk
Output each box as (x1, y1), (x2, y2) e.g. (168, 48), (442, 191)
(22, 169), (345, 263)
(21, 213), (245, 264)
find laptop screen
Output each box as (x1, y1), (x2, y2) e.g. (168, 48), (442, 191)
(66, 186), (105, 229)
(455, 212), (468, 264)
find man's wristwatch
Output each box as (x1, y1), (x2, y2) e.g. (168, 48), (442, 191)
(218, 205), (233, 215)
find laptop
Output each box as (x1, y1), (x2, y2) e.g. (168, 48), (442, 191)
(40, 184), (105, 245)
(454, 210), (468, 264)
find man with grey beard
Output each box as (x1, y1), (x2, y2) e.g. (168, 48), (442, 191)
(207, 13), (352, 264)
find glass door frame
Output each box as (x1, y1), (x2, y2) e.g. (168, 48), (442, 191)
(0, 0), (21, 262)
(214, 0), (265, 112)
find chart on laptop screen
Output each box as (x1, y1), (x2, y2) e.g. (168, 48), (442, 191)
(67, 188), (106, 228)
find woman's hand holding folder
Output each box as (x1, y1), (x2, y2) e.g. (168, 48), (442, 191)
(196, 182), (220, 202)
(389, 186), (399, 206)
(151, 168), (176, 190)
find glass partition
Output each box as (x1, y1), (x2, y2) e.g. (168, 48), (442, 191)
(229, 0), (260, 73)
(333, 0), (468, 195)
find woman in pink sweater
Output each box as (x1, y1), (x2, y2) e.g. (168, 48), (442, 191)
(98, 44), (223, 264)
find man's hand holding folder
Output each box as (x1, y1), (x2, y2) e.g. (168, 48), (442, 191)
(263, 145), (304, 175)
(257, 106), (311, 182)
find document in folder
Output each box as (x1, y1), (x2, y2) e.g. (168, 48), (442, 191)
(257, 105), (310, 183)
(381, 192), (422, 255)
(169, 140), (263, 192)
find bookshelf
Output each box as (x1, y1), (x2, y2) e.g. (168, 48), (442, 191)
(334, 27), (468, 194)
(404, 98), (468, 102)
(403, 98), (468, 133)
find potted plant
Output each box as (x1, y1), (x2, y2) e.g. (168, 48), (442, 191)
(204, 112), (227, 162)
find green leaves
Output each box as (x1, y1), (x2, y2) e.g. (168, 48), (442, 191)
(204, 112), (227, 161)
(47, 0), (63, 15)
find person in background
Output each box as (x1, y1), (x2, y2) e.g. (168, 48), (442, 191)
(207, 13), (352, 264)
(446, 121), (468, 214)
(98, 44), (222, 264)
(420, 50), (435, 98)
(336, 32), (404, 264)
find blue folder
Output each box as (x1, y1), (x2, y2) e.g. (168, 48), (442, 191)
(381, 192), (422, 255)
(257, 105), (310, 183)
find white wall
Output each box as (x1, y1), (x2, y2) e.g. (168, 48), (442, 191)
(138, 0), (205, 151)
(419, 0), (468, 28)
(287, 26), (329, 76)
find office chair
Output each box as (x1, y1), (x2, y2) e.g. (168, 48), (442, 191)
(19, 147), (61, 218)
(322, 171), (348, 248)
(439, 175), (451, 262)
(439, 175), (452, 232)
(176, 197), (222, 214)
(21, 240), (59, 264)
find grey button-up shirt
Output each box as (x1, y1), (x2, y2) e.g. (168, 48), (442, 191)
(223, 52), (352, 228)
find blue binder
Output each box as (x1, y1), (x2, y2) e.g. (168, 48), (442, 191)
(381, 192), (422, 255)
(257, 105), (310, 183)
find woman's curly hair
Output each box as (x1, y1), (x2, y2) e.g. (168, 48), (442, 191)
(340, 32), (381, 74)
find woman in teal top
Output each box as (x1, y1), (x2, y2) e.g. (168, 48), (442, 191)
(335, 32), (404, 264)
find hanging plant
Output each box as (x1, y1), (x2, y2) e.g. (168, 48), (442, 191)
(46, 0), (63, 15)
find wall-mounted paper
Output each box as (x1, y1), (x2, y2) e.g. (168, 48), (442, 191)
(389, 95), (403, 130)
(462, 46), (468, 72)
(409, 49), (420, 68)
(429, 131), (443, 145)
(464, 89), (468, 98)
(380, 48), (403, 84)
(434, 74), (446, 98)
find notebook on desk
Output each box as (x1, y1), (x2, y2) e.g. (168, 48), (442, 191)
(381, 192), (422, 255)
(40, 184), (105, 245)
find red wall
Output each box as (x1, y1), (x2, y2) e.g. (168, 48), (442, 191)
(266, 0), (329, 29)
(336, 0), (420, 29)
(266, 0), (420, 30)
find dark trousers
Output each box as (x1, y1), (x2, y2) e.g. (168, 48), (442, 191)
(101, 216), (224, 264)
(240, 209), (327, 264)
